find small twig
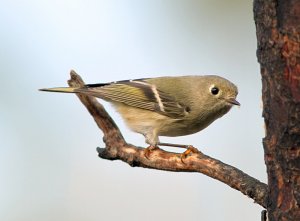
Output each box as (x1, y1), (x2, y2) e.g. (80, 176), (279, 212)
(261, 210), (267, 221)
(68, 70), (268, 208)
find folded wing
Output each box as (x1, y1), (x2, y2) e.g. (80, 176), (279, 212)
(80, 80), (187, 118)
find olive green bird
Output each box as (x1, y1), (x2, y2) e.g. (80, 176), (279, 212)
(40, 75), (239, 159)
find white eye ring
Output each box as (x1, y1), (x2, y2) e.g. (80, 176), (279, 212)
(209, 85), (219, 95)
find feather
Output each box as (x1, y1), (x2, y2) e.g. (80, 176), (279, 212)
(80, 79), (187, 118)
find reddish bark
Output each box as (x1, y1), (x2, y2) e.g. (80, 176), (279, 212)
(254, 0), (300, 220)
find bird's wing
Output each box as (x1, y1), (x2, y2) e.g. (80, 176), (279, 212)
(77, 80), (187, 118)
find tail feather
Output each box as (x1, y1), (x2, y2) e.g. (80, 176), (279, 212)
(39, 87), (77, 93)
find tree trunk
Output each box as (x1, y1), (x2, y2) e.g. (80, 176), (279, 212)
(254, 0), (300, 220)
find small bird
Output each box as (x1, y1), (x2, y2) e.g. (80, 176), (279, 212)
(40, 75), (239, 160)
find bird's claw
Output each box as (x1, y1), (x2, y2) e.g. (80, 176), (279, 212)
(180, 145), (200, 164)
(144, 145), (159, 159)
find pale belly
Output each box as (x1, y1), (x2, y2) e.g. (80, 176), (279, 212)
(113, 102), (230, 146)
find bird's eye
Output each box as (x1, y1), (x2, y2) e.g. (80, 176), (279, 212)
(211, 87), (219, 95)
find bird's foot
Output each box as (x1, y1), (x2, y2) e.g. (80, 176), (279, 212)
(144, 145), (159, 159)
(180, 145), (200, 164)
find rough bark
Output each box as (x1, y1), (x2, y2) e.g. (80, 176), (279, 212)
(254, 0), (300, 220)
(67, 70), (267, 208)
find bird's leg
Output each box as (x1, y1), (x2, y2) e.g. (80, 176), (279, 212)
(143, 131), (161, 159)
(144, 145), (160, 159)
(157, 142), (200, 163)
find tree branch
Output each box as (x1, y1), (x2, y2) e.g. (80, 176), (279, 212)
(68, 70), (268, 208)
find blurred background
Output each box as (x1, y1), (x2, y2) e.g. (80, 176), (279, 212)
(0, 1), (266, 221)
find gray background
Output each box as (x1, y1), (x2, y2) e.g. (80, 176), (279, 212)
(0, 1), (266, 220)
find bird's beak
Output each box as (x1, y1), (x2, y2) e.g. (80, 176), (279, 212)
(226, 97), (240, 106)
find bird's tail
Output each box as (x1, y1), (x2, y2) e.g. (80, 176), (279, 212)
(39, 87), (78, 93)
